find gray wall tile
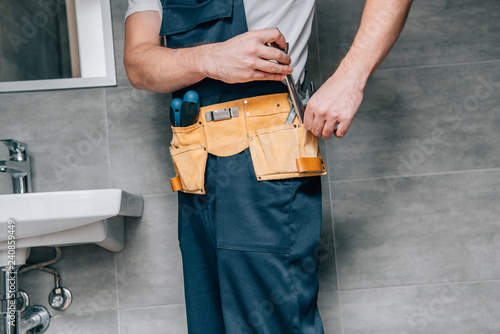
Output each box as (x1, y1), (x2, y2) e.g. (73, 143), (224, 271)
(326, 62), (500, 181)
(319, 181), (338, 292)
(316, 0), (500, 78)
(341, 280), (500, 334)
(318, 291), (343, 334)
(46, 311), (119, 334)
(333, 169), (500, 290)
(115, 193), (185, 309)
(120, 304), (188, 334)
(106, 87), (174, 195)
(0, 89), (111, 193)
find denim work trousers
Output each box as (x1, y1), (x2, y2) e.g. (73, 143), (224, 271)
(177, 148), (324, 334)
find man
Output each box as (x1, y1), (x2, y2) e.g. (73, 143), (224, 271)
(124, 0), (412, 333)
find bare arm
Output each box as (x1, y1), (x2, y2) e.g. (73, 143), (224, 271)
(304, 0), (413, 139)
(124, 11), (293, 93)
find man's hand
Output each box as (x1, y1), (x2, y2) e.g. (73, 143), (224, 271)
(202, 28), (293, 84)
(303, 0), (412, 139)
(304, 61), (365, 139)
(124, 11), (292, 93)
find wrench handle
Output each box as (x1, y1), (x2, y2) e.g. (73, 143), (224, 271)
(284, 73), (305, 123)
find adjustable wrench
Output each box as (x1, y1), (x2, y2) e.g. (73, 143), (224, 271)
(281, 43), (305, 124)
(266, 42), (305, 124)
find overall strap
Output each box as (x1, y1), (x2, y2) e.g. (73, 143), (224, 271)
(160, 0), (287, 107)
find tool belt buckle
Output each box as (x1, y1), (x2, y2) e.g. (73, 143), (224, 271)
(205, 107), (239, 122)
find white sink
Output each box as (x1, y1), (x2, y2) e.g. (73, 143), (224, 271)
(0, 189), (143, 267)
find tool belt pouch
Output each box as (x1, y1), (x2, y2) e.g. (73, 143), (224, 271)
(245, 96), (326, 181)
(169, 93), (326, 194)
(169, 121), (208, 194)
(249, 123), (325, 180)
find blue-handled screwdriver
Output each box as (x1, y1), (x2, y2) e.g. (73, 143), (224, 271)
(169, 98), (182, 126)
(180, 90), (200, 126)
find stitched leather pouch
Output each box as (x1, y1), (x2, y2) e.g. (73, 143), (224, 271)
(170, 120), (208, 194)
(169, 93), (326, 194)
(244, 94), (326, 180)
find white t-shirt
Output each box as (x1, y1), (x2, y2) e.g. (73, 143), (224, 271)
(125, 0), (315, 82)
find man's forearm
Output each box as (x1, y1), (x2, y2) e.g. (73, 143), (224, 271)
(125, 42), (207, 93)
(340, 0), (413, 87)
(304, 0), (412, 139)
(124, 12), (293, 94)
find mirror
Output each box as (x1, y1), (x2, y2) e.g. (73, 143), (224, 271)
(0, 0), (116, 92)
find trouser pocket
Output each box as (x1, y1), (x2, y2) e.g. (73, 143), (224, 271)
(249, 123), (325, 180)
(215, 150), (293, 254)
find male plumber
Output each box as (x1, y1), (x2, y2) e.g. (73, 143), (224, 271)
(124, 0), (412, 332)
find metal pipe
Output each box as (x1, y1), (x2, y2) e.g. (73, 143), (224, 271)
(18, 247), (62, 276)
(0, 268), (51, 334)
(1, 268), (19, 334)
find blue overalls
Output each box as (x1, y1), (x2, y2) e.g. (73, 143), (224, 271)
(160, 1), (324, 332)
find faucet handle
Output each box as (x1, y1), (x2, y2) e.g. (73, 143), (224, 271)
(0, 139), (29, 161)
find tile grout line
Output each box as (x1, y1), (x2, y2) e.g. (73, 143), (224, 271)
(376, 58), (500, 73)
(329, 166), (500, 184)
(337, 277), (500, 293)
(114, 254), (121, 334)
(327, 176), (345, 334)
(117, 303), (186, 312)
(142, 191), (177, 198)
(102, 88), (113, 189)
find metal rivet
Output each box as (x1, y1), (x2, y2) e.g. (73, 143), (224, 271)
(249, 137), (253, 141)
(244, 100), (248, 104)
(246, 112), (249, 115)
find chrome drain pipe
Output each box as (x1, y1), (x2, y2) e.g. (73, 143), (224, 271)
(1, 267), (50, 334)
(1, 267), (19, 334)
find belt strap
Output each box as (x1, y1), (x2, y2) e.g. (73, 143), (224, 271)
(170, 175), (182, 192)
(296, 157), (325, 173)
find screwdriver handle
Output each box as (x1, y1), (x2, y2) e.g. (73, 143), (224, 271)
(183, 90), (199, 106)
(170, 98), (182, 127)
(181, 91), (200, 127)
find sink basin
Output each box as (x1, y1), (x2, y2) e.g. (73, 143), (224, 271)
(0, 189), (143, 267)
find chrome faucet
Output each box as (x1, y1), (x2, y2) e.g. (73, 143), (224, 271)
(0, 139), (32, 193)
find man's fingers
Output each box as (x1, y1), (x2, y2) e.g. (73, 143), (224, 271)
(260, 46), (292, 65)
(257, 28), (288, 50)
(310, 116), (326, 137)
(334, 122), (351, 138)
(322, 120), (337, 140)
(303, 108), (314, 131)
(252, 71), (287, 82)
(255, 58), (293, 74)
(257, 29), (291, 65)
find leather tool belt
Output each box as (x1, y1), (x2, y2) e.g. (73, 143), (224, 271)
(169, 93), (327, 194)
